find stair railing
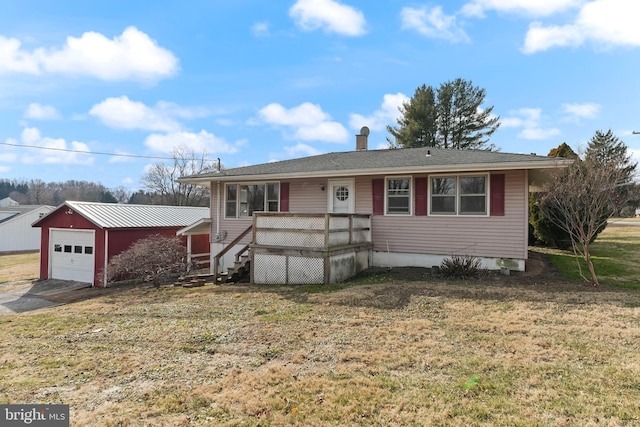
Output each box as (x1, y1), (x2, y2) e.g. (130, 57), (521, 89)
(213, 225), (253, 279)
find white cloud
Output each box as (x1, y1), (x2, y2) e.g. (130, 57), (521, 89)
(258, 102), (349, 143)
(349, 93), (409, 131)
(23, 103), (61, 120)
(0, 36), (40, 73)
(502, 108), (561, 140)
(0, 165), (9, 173)
(90, 96), (179, 132)
(460, 0), (582, 17)
(289, 0), (367, 36)
(294, 122), (350, 142)
(89, 96), (208, 132)
(522, 22), (583, 53)
(0, 27), (178, 83)
(144, 130), (240, 155)
(523, 0), (640, 53)
(561, 102), (601, 120)
(252, 22), (270, 37)
(284, 143), (323, 158)
(401, 6), (470, 43)
(18, 127), (94, 165)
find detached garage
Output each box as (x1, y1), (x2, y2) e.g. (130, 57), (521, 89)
(33, 201), (210, 287)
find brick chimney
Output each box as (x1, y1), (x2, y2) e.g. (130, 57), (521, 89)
(356, 126), (369, 150)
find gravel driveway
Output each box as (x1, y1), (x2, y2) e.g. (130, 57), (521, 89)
(0, 279), (90, 315)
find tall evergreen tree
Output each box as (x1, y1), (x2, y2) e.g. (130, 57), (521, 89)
(585, 130), (637, 215)
(386, 84), (437, 148)
(387, 78), (500, 150)
(584, 129), (637, 184)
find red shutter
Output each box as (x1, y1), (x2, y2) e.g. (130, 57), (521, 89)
(372, 179), (384, 215)
(280, 182), (289, 212)
(490, 174), (505, 216)
(414, 177), (428, 216)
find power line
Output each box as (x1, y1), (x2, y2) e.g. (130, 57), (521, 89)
(0, 141), (175, 160)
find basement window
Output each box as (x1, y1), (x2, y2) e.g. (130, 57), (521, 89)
(225, 183), (279, 218)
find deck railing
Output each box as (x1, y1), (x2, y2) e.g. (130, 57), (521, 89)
(252, 212), (371, 249)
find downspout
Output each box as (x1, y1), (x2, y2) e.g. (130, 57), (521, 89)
(523, 169), (529, 260)
(212, 180), (221, 274)
(216, 180), (221, 237)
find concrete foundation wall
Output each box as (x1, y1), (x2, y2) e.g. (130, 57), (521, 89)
(372, 250), (525, 272)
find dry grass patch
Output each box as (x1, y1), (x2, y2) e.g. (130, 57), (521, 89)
(1, 276), (639, 426)
(0, 251), (39, 283)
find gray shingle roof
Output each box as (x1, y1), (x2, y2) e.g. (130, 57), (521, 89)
(60, 201), (209, 229)
(182, 147), (570, 183)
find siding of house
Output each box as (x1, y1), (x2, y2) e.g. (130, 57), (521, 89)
(362, 170), (527, 260)
(211, 178), (328, 246)
(290, 178), (327, 213)
(210, 169), (528, 266)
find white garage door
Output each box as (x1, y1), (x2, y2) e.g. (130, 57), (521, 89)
(50, 229), (95, 283)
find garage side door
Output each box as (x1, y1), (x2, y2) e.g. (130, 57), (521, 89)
(50, 229), (95, 283)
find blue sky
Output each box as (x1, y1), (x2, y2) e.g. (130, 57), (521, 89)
(1, 0), (639, 191)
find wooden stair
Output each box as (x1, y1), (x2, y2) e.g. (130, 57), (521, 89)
(174, 273), (214, 288)
(216, 255), (250, 284)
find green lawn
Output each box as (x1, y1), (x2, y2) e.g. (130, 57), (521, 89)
(531, 224), (640, 289)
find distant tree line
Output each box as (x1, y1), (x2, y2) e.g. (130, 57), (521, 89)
(1, 147), (215, 207)
(0, 179), (118, 206)
(0, 178), (211, 207)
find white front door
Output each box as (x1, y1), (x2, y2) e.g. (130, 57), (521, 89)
(328, 179), (355, 213)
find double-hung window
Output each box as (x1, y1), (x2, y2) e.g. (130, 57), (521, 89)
(225, 183), (279, 218)
(386, 177), (411, 215)
(430, 175), (487, 215)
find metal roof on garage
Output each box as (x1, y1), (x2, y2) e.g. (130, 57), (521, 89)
(40, 201), (210, 229)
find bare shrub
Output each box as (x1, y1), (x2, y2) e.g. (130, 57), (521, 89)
(439, 254), (486, 279)
(107, 235), (189, 287)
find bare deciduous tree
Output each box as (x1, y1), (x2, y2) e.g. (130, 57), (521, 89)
(106, 235), (189, 287)
(141, 145), (216, 206)
(111, 186), (131, 204)
(539, 159), (637, 285)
